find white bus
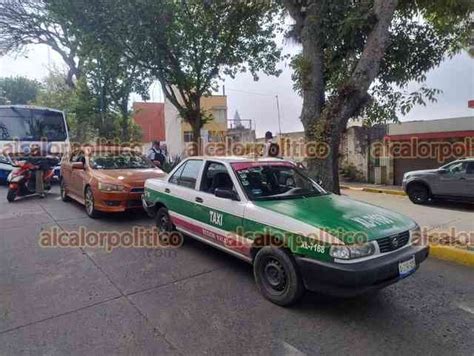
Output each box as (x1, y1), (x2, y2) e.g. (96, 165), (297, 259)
(0, 105), (69, 181)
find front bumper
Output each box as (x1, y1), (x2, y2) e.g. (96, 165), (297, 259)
(94, 191), (144, 212)
(141, 195), (157, 217)
(295, 245), (429, 297)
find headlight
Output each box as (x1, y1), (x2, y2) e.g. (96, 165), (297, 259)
(409, 224), (421, 244)
(98, 182), (126, 192)
(330, 242), (376, 260)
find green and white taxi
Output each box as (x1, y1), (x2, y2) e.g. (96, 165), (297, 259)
(142, 157), (429, 305)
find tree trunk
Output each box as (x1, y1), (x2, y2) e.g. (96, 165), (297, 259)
(289, 0), (398, 194)
(190, 121), (202, 156)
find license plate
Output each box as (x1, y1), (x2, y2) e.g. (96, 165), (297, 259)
(399, 255), (416, 277)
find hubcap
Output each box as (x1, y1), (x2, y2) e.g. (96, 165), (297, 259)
(85, 190), (94, 214)
(262, 258), (287, 292)
(159, 215), (169, 232)
(413, 189), (425, 202)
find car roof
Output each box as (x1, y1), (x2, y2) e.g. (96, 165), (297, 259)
(185, 156), (289, 163)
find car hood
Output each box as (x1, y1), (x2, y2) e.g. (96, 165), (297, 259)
(253, 194), (416, 244)
(93, 169), (166, 185)
(405, 169), (438, 176)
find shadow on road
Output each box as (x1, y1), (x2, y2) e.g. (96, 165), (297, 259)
(427, 199), (474, 212)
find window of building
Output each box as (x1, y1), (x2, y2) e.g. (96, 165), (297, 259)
(183, 131), (194, 143)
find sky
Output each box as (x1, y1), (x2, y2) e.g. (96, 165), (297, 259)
(0, 42), (472, 137)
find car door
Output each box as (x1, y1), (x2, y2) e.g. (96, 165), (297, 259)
(438, 161), (467, 196)
(61, 152), (76, 194)
(194, 161), (248, 257)
(69, 151), (86, 198)
(163, 159), (204, 226)
(462, 162), (474, 198)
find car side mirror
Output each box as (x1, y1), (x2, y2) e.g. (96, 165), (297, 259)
(214, 188), (239, 201)
(72, 162), (85, 170)
(437, 168), (448, 174)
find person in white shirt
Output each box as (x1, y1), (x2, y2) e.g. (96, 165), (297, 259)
(146, 140), (166, 167)
(263, 131), (279, 157)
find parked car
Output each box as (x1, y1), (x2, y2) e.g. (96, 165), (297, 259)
(403, 158), (474, 204)
(142, 157), (429, 306)
(61, 146), (165, 217)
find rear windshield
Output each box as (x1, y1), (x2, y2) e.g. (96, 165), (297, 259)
(0, 107), (67, 141)
(89, 152), (155, 170)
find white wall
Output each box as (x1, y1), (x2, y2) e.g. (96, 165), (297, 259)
(164, 98), (185, 159)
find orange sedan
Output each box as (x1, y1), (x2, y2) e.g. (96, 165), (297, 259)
(60, 147), (165, 217)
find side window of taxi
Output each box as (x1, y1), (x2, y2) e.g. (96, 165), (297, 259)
(169, 159), (203, 189)
(200, 162), (234, 194)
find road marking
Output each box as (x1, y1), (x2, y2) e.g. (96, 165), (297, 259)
(457, 303), (474, 315)
(280, 341), (306, 356)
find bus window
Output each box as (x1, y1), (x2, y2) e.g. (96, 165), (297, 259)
(0, 107), (67, 142)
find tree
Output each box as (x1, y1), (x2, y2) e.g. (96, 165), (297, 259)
(0, 76), (41, 104)
(0, 0), (82, 88)
(284, 0), (473, 193)
(52, 0), (283, 150)
(79, 44), (151, 141)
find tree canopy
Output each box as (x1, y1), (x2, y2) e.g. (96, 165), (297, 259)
(51, 0), (284, 146)
(0, 0), (82, 88)
(284, 0), (473, 192)
(0, 76), (41, 104)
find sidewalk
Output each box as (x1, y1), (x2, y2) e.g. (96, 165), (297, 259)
(340, 181), (406, 196)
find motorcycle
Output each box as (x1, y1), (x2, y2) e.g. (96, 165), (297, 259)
(6, 156), (59, 202)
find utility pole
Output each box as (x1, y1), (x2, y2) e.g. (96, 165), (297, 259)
(275, 95), (282, 137)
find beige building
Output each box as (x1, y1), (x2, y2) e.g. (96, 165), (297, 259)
(164, 95), (227, 158)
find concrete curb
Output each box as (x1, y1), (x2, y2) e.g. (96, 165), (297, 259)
(429, 245), (474, 267)
(341, 185), (406, 196)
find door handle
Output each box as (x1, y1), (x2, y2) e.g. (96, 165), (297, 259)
(459, 177), (466, 180)
(195, 197), (203, 203)
(165, 188), (170, 193)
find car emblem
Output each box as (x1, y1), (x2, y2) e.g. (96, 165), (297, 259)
(391, 236), (399, 248)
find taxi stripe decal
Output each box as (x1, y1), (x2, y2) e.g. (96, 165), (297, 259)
(170, 212), (252, 257)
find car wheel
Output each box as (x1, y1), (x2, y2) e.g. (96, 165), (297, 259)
(7, 188), (16, 202)
(84, 186), (99, 218)
(60, 179), (70, 202)
(156, 207), (174, 232)
(156, 207), (180, 246)
(253, 247), (305, 306)
(408, 184), (430, 204)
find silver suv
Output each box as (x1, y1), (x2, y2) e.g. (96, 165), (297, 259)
(403, 158), (474, 204)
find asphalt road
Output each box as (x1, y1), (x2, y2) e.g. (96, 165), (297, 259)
(0, 185), (473, 355)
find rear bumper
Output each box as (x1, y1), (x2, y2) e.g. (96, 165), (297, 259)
(295, 245), (429, 297)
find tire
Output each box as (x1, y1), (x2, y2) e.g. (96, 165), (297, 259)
(156, 207), (174, 232)
(408, 183), (430, 204)
(84, 186), (99, 218)
(60, 179), (70, 202)
(155, 207), (180, 247)
(7, 189), (16, 202)
(253, 247), (305, 306)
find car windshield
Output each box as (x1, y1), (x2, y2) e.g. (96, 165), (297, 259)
(89, 152), (155, 169)
(233, 163), (326, 200)
(0, 107), (67, 141)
